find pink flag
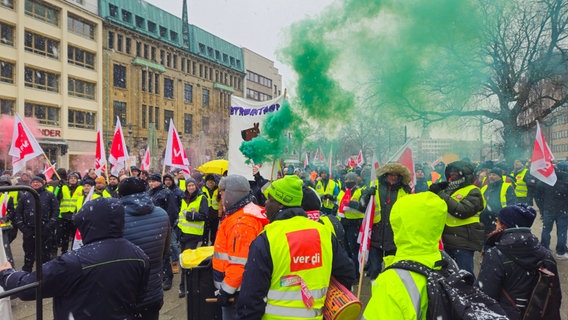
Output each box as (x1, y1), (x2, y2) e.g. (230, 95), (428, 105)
(313, 149), (319, 162)
(9, 113), (44, 174)
(108, 117), (129, 176)
(42, 162), (56, 183)
(0, 193), (8, 219)
(357, 194), (375, 270)
(140, 148), (151, 171)
(164, 119), (191, 174)
(530, 121), (557, 186)
(397, 147), (416, 190)
(95, 125), (107, 176)
(356, 150), (364, 167)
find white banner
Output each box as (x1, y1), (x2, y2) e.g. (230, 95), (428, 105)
(228, 95), (284, 180)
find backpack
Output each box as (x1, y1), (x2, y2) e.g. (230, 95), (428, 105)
(386, 254), (509, 320)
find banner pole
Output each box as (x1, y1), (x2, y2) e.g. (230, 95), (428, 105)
(42, 153), (61, 180)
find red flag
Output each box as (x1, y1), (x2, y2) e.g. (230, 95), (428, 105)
(530, 121), (557, 186)
(42, 162), (56, 183)
(357, 194), (375, 270)
(396, 147), (416, 190)
(95, 125), (107, 176)
(347, 157), (356, 169)
(356, 150), (364, 166)
(164, 119), (191, 173)
(108, 117), (129, 176)
(313, 149), (319, 162)
(9, 113), (44, 174)
(140, 148), (151, 171)
(0, 193), (8, 219)
(337, 188), (351, 218)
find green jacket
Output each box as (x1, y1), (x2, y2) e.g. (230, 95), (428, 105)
(363, 192), (448, 320)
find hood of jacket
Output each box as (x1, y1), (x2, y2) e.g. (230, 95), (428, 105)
(376, 163), (412, 186)
(120, 192), (155, 216)
(445, 161), (475, 185)
(73, 197), (124, 244)
(389, 192), (448, 268)
(489, 228), (548, 270)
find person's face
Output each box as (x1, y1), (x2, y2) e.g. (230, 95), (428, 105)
(148, 180), (160, 189)
(119, 174), (128, 182)
(31, 180), (43, 190)
(21, 174), (31, 183)
(164, 178), (173, 187)
(514, 160), (523, 169)
(88, 170), (97, 179)
(96, 182), (105, 190)
(488, 173), (501, 183)
(320, 172), (328, 179)
(264, 195), (283, 221)
(386, 173), (399, 185)
(186, 182), (196, 194)
(68, 176), (78, 185)
(109, 176), (118, 186)
(83, 184), (92, 194)
(448, 170), (461, 181)
(132, 170), (140, 177)
(206, 179), (216, 188)
(416, 170), (425, 179)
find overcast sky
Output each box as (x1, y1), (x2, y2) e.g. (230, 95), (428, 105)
(144, 0), (336, 89)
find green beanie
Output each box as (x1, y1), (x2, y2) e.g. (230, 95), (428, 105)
(263, 175), (304, 207)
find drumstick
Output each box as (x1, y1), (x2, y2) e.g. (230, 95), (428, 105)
(205, 297), (236, 303)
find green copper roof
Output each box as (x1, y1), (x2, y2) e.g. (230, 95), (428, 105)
(98, 0), (244, 73)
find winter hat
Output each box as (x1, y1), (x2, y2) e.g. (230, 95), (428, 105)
(83, 179), (95, 186)
(95, 176), (106, 184)
(301, 186), (321, 211)
(31, 175), (45, 184)
(498, 204), (537, 228)
(222, 175), (251, 209)
(147, 173), (162, 182)
(0, 176), (12, 186)
(185, 177), (197, 186)
(205, 174), (216, 182)
(56, 168), (68, 181)
(344, 172), (358, 182)
(130, 166), (140, 172)
(557, 161), (568, 173)
(68, 172), (80, 180)
(264, 175), (303, 207)
(118, 177), (147, 197)
(163, 173), (175, 182)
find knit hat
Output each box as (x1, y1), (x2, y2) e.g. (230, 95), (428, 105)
(118, 177), (147, 197)
(344, 172), (358, 182)
(163, 173), (175, 182)
(56, 168), (68, 181)
(130, 166), (140, 172)
(83, 179), (95, 186)
(0, 177), (12, 186)
(301, 186), (321, 211)
(68, 172), (80, 180)
(95, 176), (106, 184)
(31, 175), (45, 184)
(222, 175), (251, 209)
(263, 175), (303, 207)
(498, 204), (537, 228)
(185, 177), (197, 185)
(205, 174), (216, 182)
(147, 173), (162, 182)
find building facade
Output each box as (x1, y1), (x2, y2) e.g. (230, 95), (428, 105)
(243, 47), (282, 101)
(0, 0), (103, 172)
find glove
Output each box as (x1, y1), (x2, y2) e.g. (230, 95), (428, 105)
(429, 182), (449, 194)
(215, 288), (233, 306)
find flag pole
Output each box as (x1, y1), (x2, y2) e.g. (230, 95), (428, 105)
(162, 162), (166, 177)
(356, 255), (366, 299)
(270, 159), (276, 182)
(42, 153), (61, 180)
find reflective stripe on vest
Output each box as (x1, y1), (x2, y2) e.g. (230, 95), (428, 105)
(394, 269), (423, 320)
(513, 168), (528, 198)
(177, 195), (205, 235)
(446, 185), (482, 227)
(373, 188), (408, 224)
(263, 216), (332, 320)
(202, 186), (219, 210)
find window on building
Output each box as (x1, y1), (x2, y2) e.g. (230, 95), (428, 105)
(215, 50), (220, 60)
(113, 101), (126, 125)
(0, 99), (15, 115)
(170, 31), (178, 42)
(160, 50), (164, 65)
(184, 113), (192, 134)
(121, 10), (132, 23)
(148, 106), (153, 124)
(148, 72), (153, 93)
(68, 14), (95, 40)
(166, 52), (171, 67)
(154, 74), (160, 94)
(141, 70), (147, 91)
(117, 34), (123, 52)
(207, 47), (213, 57)
(25, 0), (59, 26)
(109, 4), (118, 17)
(68, 46), (95, 69)
(24, 31), (59, 59)
(68, 109), (96, 129)
(181, 58), (185, 72)
(135, 16), (145, 28)
(125, 37), (131, 54)
(164, 110), (174, 131)
(0, 22), (15, 47)
(223, 54), (228, 63)
(113, 64), (126, 88)
(236, 59), (241, 68)
(142, 105), (146, 128)
(148, 21), (156, 33)
(202, 117), (209, 133)
(24, 102), (59, 126)
(0, 60), (15, 84)
(143, 44), (149, 59)
(230, 57), (235, 66)
(159, 26), (167, 38)
(151, 47), (156, 61)
(24, 67), (59, 92)
(202, 88), (210, 107)
(108, 31), (114, 49)
(199, 43), (205, 54)
(173, 55), (177, 69)
(184, 83), (193, 103)
(155, 107), (160, 130)
(68, 78), (95, 100)
(136, 41), (141, 57)
(164, 78), (174, 99)
(0, 0), (14, 9)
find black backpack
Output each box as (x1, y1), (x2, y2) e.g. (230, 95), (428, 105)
(386, 254), (509, 320)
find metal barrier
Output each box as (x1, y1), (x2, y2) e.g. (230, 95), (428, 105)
(0, 185), (44, 320)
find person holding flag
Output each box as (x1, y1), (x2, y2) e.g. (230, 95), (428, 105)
(55, 172), (83, 255)
(337, 172), (365, 276)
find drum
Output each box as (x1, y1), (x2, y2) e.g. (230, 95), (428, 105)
(323, 277), (362, 320)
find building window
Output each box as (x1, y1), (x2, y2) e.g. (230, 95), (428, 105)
(164, 110), (174, 131)
(117, 34), (123, 52)
(136, 16), (145, 28)
(125, 37), (131, 54)
(113, 101), (126, 125)
(160, 50), (164, 65)
(141, 70), (147, 91)
(151, 47), (156, 61)
(142, 105), (146, 128)
(155, 107), (160, 130)
(164, 78), (174, 99)
(24, 31), (59, 59)
(109, 4), (118, 17)
(202, 88), (210, 107)
(68, 14), (95, 40)
(25, 0), (59, 26)
(24, 67), (59, 92)
(24, 102), (59, 126)
(184, 113), (192, 134)
(136, 41), (141, 57)
(160, 26), (167, 38)
(166, 52), (171, 67)
(246, 88), (272, 101)
(184, 83), (193, 103)
(0, 0), (14, 9)
(143, 44), (149, 59)
(173, 55), (177, 69)
(68, 109), (96, 129)
(170, 31), (178, 42)
(148, 72), (153, 93)
(148, 21), (156, 33)
(148, 106), (153, 124)
(246, 70), (272, 88)
(121, 10), (132, 23)
(113, 64), (126, 88)
(108, 31), (114, 49)
(68, 45), (95, 70)
(199, 43), (206, 54)
(0, 60), (14, 84)
(68, 78), (95, 100)
(0, 99), (15, 115)
(155, 74), (160, 94)
(202, 117), (209, 134)
(0, 23), (15, 47)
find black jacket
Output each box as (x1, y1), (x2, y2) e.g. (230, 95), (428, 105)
(478, 228), (561, 319)
(0, 197), (150, 320)
(121, 192), (171, 310)
(14, 185), (59, 236)
(148, 183), (180, 226)
(236, 207), (355, 320)
(534, 171), (568, 214)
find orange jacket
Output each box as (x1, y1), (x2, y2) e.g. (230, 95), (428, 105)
(212, 202), (269, 294)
